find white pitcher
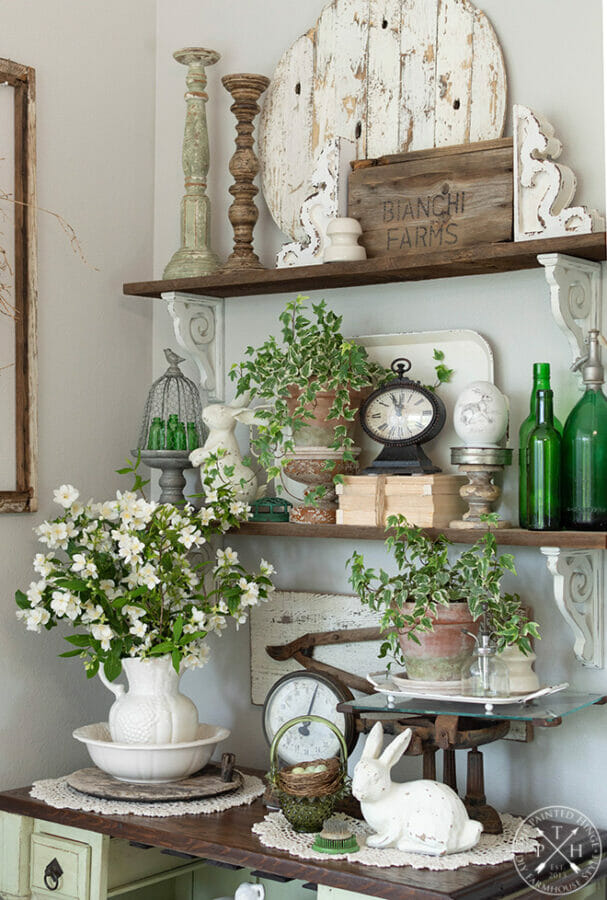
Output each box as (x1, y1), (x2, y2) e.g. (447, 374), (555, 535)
(99, 655), (199, 744)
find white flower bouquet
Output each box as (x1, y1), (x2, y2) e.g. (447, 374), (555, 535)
(15, 454), (276, 681)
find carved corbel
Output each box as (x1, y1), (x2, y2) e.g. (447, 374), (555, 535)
(161, 292), (225, 402)
(540, 547), (604, 669)
(538, 253), (602, 371)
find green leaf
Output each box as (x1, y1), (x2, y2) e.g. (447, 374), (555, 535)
(103, 654), (123, 683)
(15, 590), (30, 610)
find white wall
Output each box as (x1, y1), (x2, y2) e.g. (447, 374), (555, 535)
(0, 0), (156, 788)
(153, 0), (607, 824)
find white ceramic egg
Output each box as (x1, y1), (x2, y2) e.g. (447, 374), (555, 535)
(453, 381), (509, 448)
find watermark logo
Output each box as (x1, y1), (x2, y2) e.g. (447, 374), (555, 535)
(514, 806), (601, 895)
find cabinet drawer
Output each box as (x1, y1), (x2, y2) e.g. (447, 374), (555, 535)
(30, 832), (91, 900)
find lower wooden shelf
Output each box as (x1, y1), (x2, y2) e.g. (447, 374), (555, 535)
(232, 521), (607, 549)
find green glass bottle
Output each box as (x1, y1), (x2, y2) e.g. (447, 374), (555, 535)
(562, 330), (607, 530)
(147, 417), (165, 450)
(166, 414), (180, 450)
(527, 389), (561, 531)
(187, 421), (199, 451)
(174, 421), (188, 451)
(519, 363), (563, 527)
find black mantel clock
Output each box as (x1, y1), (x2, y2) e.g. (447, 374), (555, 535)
(360, 357), (446, 475)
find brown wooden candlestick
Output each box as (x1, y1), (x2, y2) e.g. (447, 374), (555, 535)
(221, 73), (270, 270)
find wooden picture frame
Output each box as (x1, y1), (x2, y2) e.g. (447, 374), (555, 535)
(0, 58), (37, 513)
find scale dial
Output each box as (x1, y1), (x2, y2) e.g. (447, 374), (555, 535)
(363, 388), (436, 444)
(262, 671), (356, 765)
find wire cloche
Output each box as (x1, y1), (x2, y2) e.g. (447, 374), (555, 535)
(138, 349), (204, 452)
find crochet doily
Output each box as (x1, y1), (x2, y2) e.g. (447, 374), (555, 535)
(30, 772), (265, 818)
(252, 812), (541, 871)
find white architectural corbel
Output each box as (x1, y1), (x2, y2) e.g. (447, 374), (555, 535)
(540, 547), (604, 669)
(538, 253), (603, 371)
(161, 292), (225, 402)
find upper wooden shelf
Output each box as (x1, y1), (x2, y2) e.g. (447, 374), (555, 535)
(232, 521), (607, 549)
(124, 233), (606, 300)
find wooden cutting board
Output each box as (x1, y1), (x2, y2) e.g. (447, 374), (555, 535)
(66, 765), (243, 802)
(259, 0), (507, 241)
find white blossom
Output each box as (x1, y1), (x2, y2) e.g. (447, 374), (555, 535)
(178, 525), (204, 550)
(81, 602), (104, 624)
(136, 563), (160, 590)
(91, 623), (114, 651)
(17, 606), (50, 632)
(36, 521), (69, 550)
(33, 553), (54, 578)
(182, 644), (210, 669)
(26, 580), (46, 606)
(260, 559), (276, 577)
(216, 547), (239, 567)
(123, 604), (146, 620)
(53, 484), (79, 509)
(129, 619), (148, 638)
(199, 507), (215, 526)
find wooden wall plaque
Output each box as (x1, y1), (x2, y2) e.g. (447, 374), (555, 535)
(348, 138), (513, 259)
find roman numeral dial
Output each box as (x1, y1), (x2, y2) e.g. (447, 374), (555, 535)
(362, 387), (435, 443)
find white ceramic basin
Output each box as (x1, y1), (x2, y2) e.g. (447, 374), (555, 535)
(73, 722), (230, 783)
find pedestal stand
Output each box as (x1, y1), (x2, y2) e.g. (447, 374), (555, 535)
(164, 47), (221, 279)
(450, 447), (513, 529)
(137, 451), (192, 505)
(221, 73), (270, 271)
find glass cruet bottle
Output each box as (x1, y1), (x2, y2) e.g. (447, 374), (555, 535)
(519, 363), (563, 528)
(562, 330), (607, 529)
(461, 614), (510, 698)
(527, 389), (562, 531)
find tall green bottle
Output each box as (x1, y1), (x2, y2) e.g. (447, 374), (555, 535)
(527, 389), (561, 530)
(519, 363), (563, 527)
(562, 330), (607, 530)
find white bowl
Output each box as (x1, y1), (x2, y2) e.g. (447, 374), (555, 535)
(73, 722), (230, 784)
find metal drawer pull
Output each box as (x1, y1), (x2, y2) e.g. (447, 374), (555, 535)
(43, 857), (64, 891)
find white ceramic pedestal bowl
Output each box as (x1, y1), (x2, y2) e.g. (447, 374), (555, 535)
(73, 723), (230, 784)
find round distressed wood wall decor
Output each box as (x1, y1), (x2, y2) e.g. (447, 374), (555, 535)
(259, 0), (507, 242)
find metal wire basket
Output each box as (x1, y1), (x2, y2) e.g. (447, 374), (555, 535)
(268, 715), (350, 833)
(138, 348), (204, 452)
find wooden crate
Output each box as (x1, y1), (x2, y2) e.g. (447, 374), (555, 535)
(347, 138), (513, 258)
(336, 474), (466, 528)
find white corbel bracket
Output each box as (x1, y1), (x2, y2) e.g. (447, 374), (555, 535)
(540, 547), (604, 668)
(161, 292), (225, 402)
(538, 253), (603, 371)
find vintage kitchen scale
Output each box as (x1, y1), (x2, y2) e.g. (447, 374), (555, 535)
(359, 357), (446, 474)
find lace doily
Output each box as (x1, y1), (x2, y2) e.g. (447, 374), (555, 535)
(252, 812), (541, 871)
(31, 772), (265, 818)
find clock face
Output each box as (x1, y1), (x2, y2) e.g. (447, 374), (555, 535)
(363, 386), (436, 444)
(263, 672), (355, 765)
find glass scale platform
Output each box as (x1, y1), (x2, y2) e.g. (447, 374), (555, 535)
(337, 689), (607, 727)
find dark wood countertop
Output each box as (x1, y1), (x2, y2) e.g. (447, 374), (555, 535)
(1, 778), (605, 899)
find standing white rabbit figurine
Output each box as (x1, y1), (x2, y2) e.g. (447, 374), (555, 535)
(189, 398), (266, 504)
(353, 722), (483, 855)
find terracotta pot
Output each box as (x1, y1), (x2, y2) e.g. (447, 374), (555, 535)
(398, 602), (479, 682)
(286, 385), (367, 448)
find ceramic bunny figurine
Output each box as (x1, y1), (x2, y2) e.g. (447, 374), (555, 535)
(352, 722), (483, 855)
(189, 398), (267, 503)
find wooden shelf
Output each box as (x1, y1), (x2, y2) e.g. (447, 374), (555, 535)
(231, 521), (607, 549)
(123, 233), (606, 299)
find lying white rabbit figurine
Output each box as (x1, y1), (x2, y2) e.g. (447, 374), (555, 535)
(352, 722), (483, 856)
(190, 398), (267, 504)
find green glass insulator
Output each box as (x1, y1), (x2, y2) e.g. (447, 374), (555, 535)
(519, 363), (563, 527)
(527, 389), (561, 531)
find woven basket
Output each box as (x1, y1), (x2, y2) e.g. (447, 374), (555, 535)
(268, 714), (350, 833)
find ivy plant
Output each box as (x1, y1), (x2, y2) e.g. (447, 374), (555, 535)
(347, 514), (540, 666)
(229, 296), (389, 502)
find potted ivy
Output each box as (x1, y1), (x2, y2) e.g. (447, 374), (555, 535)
(230, 296), (388, 512)
(347, 515), (540, 683)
